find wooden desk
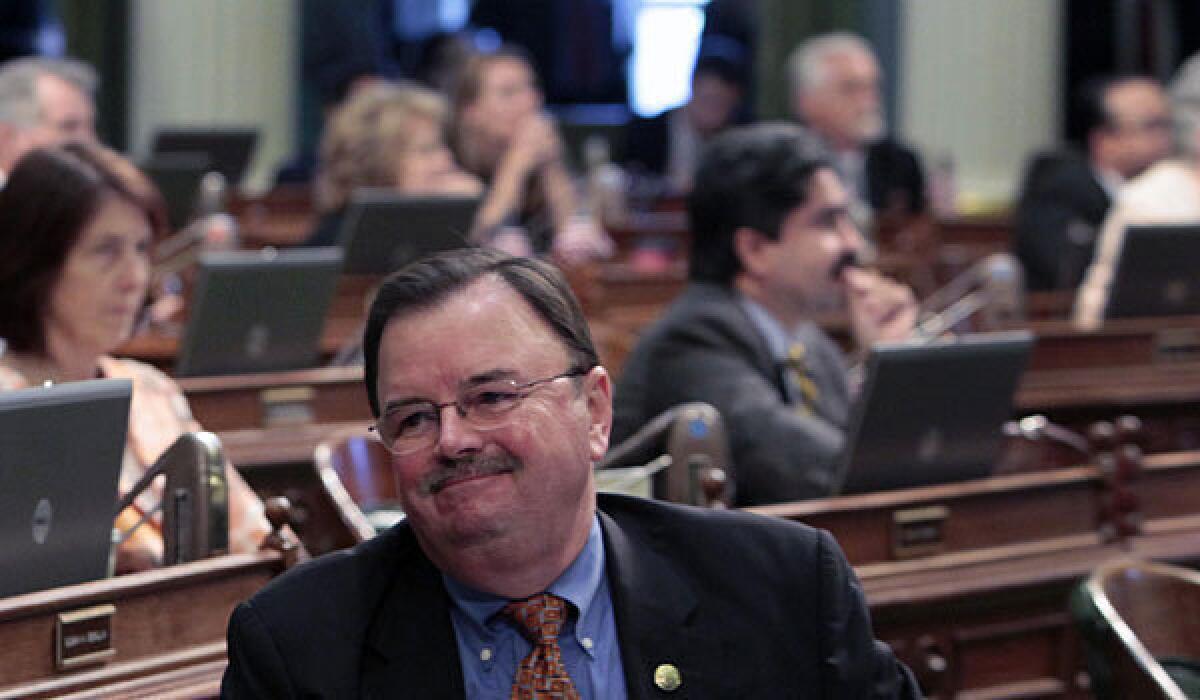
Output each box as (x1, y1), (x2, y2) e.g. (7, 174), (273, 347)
(0, 551), (286, 699)
(751, 451), (1200, 698)
(181, 366), (369, 431)
(1026, 316), (1200, 371)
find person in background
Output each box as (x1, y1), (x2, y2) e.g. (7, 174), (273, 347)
(0, 55), (95, 184)
(613, 123), (917, 506)
(306, 81), (482, 247)
(0, 143), (272, 573)
(222, 247), (918, 698)
(1075, 55), (1200, 327)
(624, 44), (748, 193)
(451, 45), (612, 262)
(788, 32), (926, 225)
(1014, 75), (1170, 291)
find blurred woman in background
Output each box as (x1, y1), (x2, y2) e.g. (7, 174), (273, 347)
(306, 81), (481, 247)
(0, 142), (272, 573)
(451, 46), (611, 261)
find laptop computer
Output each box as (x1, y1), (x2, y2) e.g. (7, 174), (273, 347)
(142, 151), (212, 231)
(175, 247), (343, 377)
(152, 127), (259, 187)
(1105, 224), (1200, 319)
(0, 379), (132, 597)
(338, 190), (479, 275)
(833, 331), (1033, 495)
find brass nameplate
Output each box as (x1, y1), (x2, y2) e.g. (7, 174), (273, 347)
(1154, 328), (1200, 363)
(261, 386), (315, 426)
(56, 604), (116, 670)
(892, 505), (949, 559)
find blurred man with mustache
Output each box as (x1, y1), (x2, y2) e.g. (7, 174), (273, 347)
(222, 247), (918, 698)
(788, 33), (927, 224)
(613, 123), (916, 506)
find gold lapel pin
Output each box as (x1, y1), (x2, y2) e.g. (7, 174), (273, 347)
(653, 663), (682, 692)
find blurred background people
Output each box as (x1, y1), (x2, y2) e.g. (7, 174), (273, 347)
(451, 46), (612, 262)
(788, 32), (926, 225)
(1014, 75), (1170, 291)
(1075, 54), (1200, 327)
(306, 81), (481, 247)
(0, 143), (271, 573)
(624, 43), (748, 193)
(0, 55), (95, 182)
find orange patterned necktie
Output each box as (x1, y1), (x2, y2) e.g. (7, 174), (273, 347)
(501, 593), (581, 700)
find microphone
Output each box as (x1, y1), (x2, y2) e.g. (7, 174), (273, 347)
(914, 252), (1026, 341)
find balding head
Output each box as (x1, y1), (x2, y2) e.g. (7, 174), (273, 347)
(787, 33), (883, 150)
(0, 57), (97, 173)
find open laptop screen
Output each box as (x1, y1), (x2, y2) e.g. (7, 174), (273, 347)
(1105, 224), (1200, 319)
(338, 190), (479, 275)
(152, 128), (259, 187)
(833, 331), (1033, 495)
(0, 379), (131, 597)
(175, 247), (343, 377)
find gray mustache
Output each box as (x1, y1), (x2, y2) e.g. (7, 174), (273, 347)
(421, 454), (521, 495)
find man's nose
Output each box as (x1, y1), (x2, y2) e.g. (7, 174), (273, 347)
(434, 404), (484, 458)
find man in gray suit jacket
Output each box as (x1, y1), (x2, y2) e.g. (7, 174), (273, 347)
(222, 248), (918, 697)
(613, 123), (917, 506)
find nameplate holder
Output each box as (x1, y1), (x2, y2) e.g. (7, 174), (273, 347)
(1154, 328), (1200, 363)
(56, 604), (116, 670)
(892, 505), (949, 559)
(261, 386), (315, 426)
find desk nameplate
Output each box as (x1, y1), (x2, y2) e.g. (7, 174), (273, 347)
(55, 604), (116, 670)
(892, 505), (949, 559)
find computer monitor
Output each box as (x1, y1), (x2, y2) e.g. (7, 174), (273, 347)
(151, 127), (259, 187)
(338, 190), (479, 275)
(0, 378), (132, 597)
(175, 247), (343, 377)
(833, 331), (1033, 495)
(142, 151), (212, 231)
(1105, 224), (1200, 319)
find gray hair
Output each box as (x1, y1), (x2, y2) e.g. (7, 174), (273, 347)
(1171, 52), (1200, 160)
(787, 32), (875, 97)
(0, 56), (97, 128)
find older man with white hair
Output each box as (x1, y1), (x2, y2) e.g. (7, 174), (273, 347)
(0, 55), (97, 184)
(788, 32), (926, 224)
(1074, 52), (1200, 328)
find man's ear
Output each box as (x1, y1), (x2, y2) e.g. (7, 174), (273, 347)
(733, 226), (772, 278)
(584, 366), (613, 462)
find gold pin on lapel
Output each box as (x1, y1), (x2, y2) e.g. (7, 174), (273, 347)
(653, 663), (682, 692)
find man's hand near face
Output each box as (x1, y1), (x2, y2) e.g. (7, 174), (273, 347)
(844, 267), (917, 349)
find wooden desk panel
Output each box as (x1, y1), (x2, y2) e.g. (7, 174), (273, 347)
(181, 366), (369, 431)
(0, 552), (284, 699)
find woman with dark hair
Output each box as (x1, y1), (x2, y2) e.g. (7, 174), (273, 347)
(0, 142), (271, 573)
(451, 46), (611, 261)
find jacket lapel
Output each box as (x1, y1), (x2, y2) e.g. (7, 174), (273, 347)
(600, 508), (751, 699)
(360, 536), (466, 699)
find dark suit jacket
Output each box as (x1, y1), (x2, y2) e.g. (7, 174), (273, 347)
(222, 494), (917, 698)
(865, 139), (927, 217)
(1013, 150), (1111, 291)
(612, 283), (850, 506)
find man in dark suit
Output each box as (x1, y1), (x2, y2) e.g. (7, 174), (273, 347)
(612, 123), (917, 506)
(788, 33), (926, 223)
(221, 248), (919, 698)
(1014, 75), (1170, 290)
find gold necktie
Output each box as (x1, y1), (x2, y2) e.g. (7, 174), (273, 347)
(783, 341), (822, 415)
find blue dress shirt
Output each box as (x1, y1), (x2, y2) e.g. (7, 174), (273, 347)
(444, 517), (627, 699)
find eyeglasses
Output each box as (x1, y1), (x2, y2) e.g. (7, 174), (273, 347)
(371, 367), (589, 455)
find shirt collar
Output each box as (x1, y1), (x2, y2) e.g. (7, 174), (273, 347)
(442, 516), (607, 644)
(739, 294), (798, 361)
